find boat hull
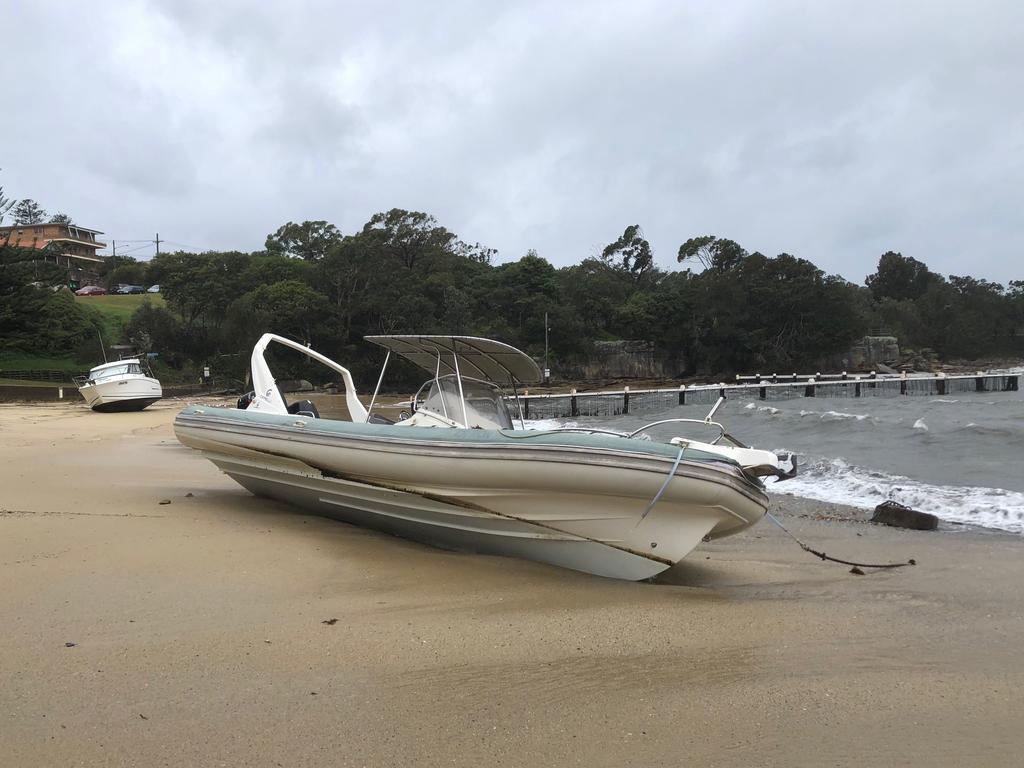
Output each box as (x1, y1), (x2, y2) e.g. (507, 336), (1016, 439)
(78, 376), (162, 412)
(175, 407), (769, 580)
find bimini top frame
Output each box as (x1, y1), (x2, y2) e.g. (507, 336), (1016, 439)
(363, 335), (540, 428)
(363, 336), (543, 385)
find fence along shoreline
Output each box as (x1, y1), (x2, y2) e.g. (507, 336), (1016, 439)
(516, 372), (1021, 420)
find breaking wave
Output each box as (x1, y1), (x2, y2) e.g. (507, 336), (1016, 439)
(534, 385), (1024, 534)
(522, 417), (578, 431)
(821, 410), (872, 421)
(766, 457), (1024, 534)
(744, 403), (781, 414)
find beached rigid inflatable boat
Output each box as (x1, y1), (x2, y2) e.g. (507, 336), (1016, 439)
(174, 334), (795, 580)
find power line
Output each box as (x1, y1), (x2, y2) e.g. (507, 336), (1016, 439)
(163, 240), (205, 251)
(117, 243), (152, 255)
(102, 235), (214, 259)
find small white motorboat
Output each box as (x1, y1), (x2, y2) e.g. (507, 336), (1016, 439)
(74, 359), (162, 412)
(174, 334), (795, 580)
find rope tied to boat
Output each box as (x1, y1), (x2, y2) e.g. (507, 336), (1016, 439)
(764, 510), (916, 570)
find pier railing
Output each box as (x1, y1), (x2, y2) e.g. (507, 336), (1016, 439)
(515, 372), (1020, 420)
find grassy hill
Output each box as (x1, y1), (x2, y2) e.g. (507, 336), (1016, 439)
(1, 294), (169, 379)
(75, 292), (166, 322)
(77, 292), (167, 352)
(0, 355), (85, 373)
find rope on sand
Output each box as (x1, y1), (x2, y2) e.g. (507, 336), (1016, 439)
(764, 510), (917, 570)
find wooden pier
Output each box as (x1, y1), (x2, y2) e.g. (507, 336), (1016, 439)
(516, 371), (1021, 420)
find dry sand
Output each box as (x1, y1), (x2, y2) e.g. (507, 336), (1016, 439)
(2, 401), (1023, 767)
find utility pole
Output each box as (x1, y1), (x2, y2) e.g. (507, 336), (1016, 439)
(544, 311), (550, 384)
(155, 233), (161, 257)
(112, 240), (116, 259)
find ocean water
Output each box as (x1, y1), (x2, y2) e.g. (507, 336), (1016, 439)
(527, 376), (1024, 534)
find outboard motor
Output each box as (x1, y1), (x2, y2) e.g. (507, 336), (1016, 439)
(286, 399), (320, 418)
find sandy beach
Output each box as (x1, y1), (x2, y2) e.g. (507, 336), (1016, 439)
(2, 401), (1023, 767)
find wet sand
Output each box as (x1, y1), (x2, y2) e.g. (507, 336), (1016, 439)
(2, 401), (1023, 767)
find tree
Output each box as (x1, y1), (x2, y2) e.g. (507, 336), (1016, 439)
(126, 302), (184, 362)
(455, 241), (497, 265)
(318, 233), (379, 343)
(865, 252), (939, 302)
(677, 236), (747, 273)
(361, 209), (456, 270)
(226, 280), (332, 349)
(0, 243), (102, 356)
(602, 225), (653, 280)
(104, 256), (148, 289)
(13, 199), (47, 225)
(0, 170), (15, 224)
(146, 250), (255, 360)
(557, 257), (635, 338)
(265, 220), (343, 261)
(49, 212), (74, 226)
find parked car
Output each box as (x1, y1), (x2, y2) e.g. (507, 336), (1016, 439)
(115, 284), (146, 295)
(147, 284), (160, 293)
(75, 285), (108, 296)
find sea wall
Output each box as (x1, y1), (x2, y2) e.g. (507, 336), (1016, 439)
(0, 385), (78, 402)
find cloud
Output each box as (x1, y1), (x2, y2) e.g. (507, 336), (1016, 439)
(1, 0), (1021, 283)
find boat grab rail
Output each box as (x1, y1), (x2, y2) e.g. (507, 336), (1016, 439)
(530, 426), (632, 438)
(626, 418), (726, 443)
(627, 418), (753, 449)
(499, 424), (747, 472)
(516, 398), (749, 447)
(520, 419), (732, 444)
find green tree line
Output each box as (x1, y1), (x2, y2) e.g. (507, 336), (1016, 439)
(4, 209), (1022, 381)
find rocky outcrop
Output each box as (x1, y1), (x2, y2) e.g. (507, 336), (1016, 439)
(570, 340), (678, 380)
(870, 501), (938, 531)
(849, 336), (900, 370)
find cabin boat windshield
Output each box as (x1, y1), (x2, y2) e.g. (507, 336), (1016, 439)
(417, 376), (513, 430)
(90, 362), (144, 381)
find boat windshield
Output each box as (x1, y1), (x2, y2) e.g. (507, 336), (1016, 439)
(91, 363), (143, 381)
(419, 376), (513, 429)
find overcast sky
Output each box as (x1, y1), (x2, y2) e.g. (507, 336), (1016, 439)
(2, 0), (1021, 283)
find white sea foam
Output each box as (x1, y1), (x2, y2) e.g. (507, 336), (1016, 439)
(821, 410), (871, 421)
(934, 398), (960, 404)
(522, 417), (576, 431)
(767, 458), (1024, 534)
(913, 418), (929, 431)
(745, 403), (780, 414)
